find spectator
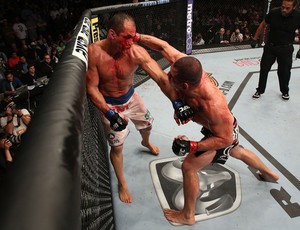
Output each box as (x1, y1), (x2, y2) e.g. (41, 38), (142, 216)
(27, 41), (43, 63)
(243, 27), (252, 42)
(37, 36), (51, 56)
(1, 70), (23, 96)
(19, 40), (29, 58)
(50, 48), (59, 67)
(25, 15), (38, 42)
(0, 133), (13, 163)
(12, 17), (28, 44)
(37, 54), (54, 78)
(14, 55), (29, 78)
(36, 13), (48, 37)
(214, 27), (230, 44)
(0, 50), (8, 64)
(230, 28), (243, 43)
(7, 43), (19, 57)
(8, 51), (20, 69)
(56, 34), (66, 47)
(1, 19), (16, 47)
(152, 24), (168, 40)
(193, 33), (205, 45)
(224, 29), (231, 41)
(19, 63), (38, 86)
(0, 51), (8, 79)
(49, 3), (60, 21)
(0, 131), (15, 180)
(56, 41), (66, 58)
(0, 98), (31, 137)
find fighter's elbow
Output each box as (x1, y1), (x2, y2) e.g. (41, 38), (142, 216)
(219, 136), (233, 148)
(160, 40), (170, 51)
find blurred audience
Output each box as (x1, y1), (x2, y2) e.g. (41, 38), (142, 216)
(19, 63), (37, 86)
(8, 51), (20, 69)
(37, 54), (54, 78)
(0, 98), (31, 137)
(193, 33), (205, 45)
(214, 27), (230, 44)
(0, 132), (14, 180)
(230, 28), (243, 43)
(1, 70), (23, 96)
(13, 55), (29, 78)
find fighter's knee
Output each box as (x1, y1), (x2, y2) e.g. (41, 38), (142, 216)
(230, 145), (243, 159)
(139, 126), (152, 133)
(181, 159), (197, 174)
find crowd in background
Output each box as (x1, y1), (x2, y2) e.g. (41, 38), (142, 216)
(192, 0), (265, 45)
(0, 0), (94, 180)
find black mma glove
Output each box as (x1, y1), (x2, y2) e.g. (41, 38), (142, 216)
(172, 137), (198, 156)
(172, 100), (194, 125)
(296, 50), (300, 59)
(105, 109), (128, 131)
(250, 39), (257, 48)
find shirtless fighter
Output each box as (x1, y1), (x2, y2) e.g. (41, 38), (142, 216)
(86, 13), (193, 203)
(138, 34), (279, 225)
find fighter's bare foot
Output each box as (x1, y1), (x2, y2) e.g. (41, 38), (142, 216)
(118, 185), (133, 203)
(141, 141), (160, 155)
(258, 171), (279, 182)
(163, 209), (195, 225)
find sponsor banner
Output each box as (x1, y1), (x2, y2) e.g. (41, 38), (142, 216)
(232, 57), (261, 67)
(141, 0), (170, 7)
(91, 16), (100, 43)
(72, 17), (90, 70)
(186, 0), (193, 54)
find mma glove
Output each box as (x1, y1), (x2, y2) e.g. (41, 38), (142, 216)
(105, 109), (128, 131)
(250, 39), (257, 48)
(172, 100), (194, 125)
(296, 49), (300, 59)
(172, 137), (198, 156)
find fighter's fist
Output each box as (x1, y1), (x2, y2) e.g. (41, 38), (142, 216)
(172, 136), (198, 156)
(296, 50), (300, 59)
(105, 109), (128, 131)
(172, 100), (194, 125)
(133, 33), (141, 42)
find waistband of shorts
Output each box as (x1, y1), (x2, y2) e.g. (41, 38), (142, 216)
(104, 86), (134, 105)
(233, 117), (237, 126)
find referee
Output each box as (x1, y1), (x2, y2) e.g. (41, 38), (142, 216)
(251, 0), (300, 100)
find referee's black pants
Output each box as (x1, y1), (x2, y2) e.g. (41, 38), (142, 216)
(257, 43), (294, 95)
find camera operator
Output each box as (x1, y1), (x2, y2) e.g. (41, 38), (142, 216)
(0, 131), (22, 181)
(0, 131), (13, 180)
(0, 98), (31, 136)
(230, 28), (243, 43)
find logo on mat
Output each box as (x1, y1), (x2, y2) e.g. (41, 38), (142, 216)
(150, 156), (241, 225)
(207, 72), (219, 87)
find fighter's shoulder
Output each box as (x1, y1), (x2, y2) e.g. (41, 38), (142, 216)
(88, 41), (103, 54)
(131, 43), (148, 53)
(130, 44), (151, 60)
